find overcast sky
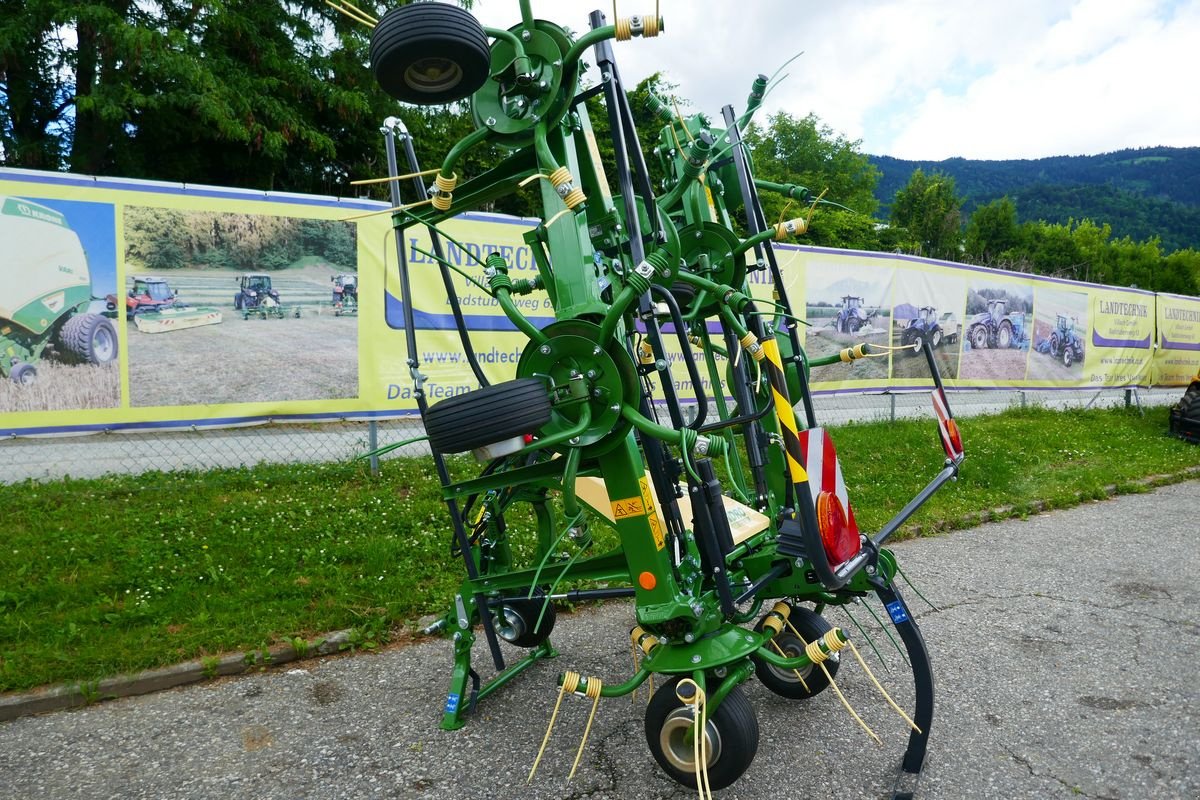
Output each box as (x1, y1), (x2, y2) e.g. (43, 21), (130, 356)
(471, 0), (1200, 161)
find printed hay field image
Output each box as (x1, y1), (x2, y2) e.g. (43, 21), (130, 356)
(122, 208), (358, 407)
(1027, 288), (1088, 381)
(805, 260), (892, 382)
(958, 283), (1034, 381)
(890, 270), (965, 383)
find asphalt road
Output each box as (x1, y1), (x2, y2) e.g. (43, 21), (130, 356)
(1, 481), (1197, 800)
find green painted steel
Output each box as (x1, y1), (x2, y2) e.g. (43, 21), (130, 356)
(365, 4), (961, 791)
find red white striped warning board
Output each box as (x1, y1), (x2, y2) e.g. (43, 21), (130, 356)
(932, 388), (965, 461)
(797, 427), (860, 539)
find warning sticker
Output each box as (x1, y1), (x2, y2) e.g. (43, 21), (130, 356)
(647, 513), (666, 551)
(639, 476), (665, 550)
(611, 495), (646, 520)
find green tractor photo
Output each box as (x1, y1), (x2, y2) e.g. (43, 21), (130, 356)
(0, 196), (118, 385)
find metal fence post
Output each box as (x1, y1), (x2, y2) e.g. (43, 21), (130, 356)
(1124, 388), (1132, 409)
(368, 420), (380, 476)
(889, 391), (896, 423)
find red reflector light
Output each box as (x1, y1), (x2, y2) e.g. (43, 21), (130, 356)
(523, 434), (534, 444)
(946, 418), (962, 453)
(816, 490), (860, 565)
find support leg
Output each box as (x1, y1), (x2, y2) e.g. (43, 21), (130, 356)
(872, 578), (934, 800)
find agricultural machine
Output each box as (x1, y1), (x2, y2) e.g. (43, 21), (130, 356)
(120, 276), (222, 333)
(234, 273), (298, 319)
(345, 1), (966, 796)
(1047, 314), (1083, 367)
(834, 295), (877, 334)
(966, 298), (1025, 350)
(1169, 369), (1200, 443)
(331, 273), (359, 316)
(900, 306), (950, 354)
(0, 195), (118, 384)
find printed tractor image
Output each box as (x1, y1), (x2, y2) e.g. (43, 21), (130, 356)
(120, 276), (222, 334)
(234, 273), (297, 319)
(331, 273), (358, 316)
(834, 295), (877, 333)
(1168, 369), (1200, 443)
(1047, 314), (1083, 367)
(967, 298), (1025, 350)
(345, 2), (966, 796)
(0, 195), (118, 384)
(901, 306), (952, 354)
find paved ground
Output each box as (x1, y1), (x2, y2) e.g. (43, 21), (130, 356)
(1, 482), (1197, 799)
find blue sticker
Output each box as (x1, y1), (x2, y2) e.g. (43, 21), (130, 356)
(885, 600), (910, 624)
(444, 693), (460, 713)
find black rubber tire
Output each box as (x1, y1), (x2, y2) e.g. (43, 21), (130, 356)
(1048, 333), (1060, 357)
(970, 325), (987, 350)
(10, 362), (37, 385)
(370, 3), (491, 105)
(59, 313), (117, 365)
(424, 378), (551, 454)
(494, 596), (556, 648)
(848, 316), (863, 333)
(1063, 347), (1074, 368)
(1170, 386), (1200, 440)
(234, 294), (243, 311)
(645, 678), (758, 791)
(752, 605), (840, 699)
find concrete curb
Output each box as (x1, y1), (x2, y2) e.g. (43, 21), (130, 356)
(0, 630), (350, 723)
(3, 468), (1196, 724)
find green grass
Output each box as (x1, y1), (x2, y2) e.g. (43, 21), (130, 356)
(1, 405), (1195, 693)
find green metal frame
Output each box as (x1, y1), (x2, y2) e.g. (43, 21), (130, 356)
(371, 4), (964, 794)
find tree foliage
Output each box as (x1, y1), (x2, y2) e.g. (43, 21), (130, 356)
(1, 0), (391, 192)
(889, 169), (964, 260)
(124, 208), (355, 271)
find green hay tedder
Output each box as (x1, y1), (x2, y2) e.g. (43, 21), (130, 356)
(351, 2), (966, 796)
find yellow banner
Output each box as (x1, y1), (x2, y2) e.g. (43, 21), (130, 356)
(1153, 293), (1200, 386)
(2, 168), (1197, 437)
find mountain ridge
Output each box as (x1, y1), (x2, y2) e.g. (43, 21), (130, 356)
(869, 146), (1200, 253)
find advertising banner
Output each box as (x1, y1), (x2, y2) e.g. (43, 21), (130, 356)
(2, 168), (1197, 438)
(1153, 293), (1200, 386)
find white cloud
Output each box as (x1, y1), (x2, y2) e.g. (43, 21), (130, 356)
(464, 0), (1200, 158)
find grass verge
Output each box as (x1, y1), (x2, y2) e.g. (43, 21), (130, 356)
(1, 404), (1195, 693)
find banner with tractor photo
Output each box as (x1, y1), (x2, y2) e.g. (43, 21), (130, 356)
(1, 167), (1197, 437)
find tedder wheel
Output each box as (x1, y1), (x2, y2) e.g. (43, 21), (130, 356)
(370, 3), (491, 105)
(752, 605), (840, 699)
(645, 678), (758, 791)
(423, 378), (552, 454)
(9, 362), (37, 385)
(60, 313), (117, 365)
(494, 596), (556, 648)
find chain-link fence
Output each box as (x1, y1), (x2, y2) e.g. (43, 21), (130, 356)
(0, 386), (1183, 484)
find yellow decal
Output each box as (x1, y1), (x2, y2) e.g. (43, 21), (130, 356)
(647, 513), (666, 551)
(638, 476), (665, 550)
(611, 495), (646, 520)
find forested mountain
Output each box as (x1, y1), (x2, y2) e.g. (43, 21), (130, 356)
(871, 147), (1200, 253)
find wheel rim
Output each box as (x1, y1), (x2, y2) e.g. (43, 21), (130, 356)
(93, 326), (116, 361)
(999, 326), (1011, 348)
(405, 57), (464, 94)
(494, 606), (526, 643)
(659, 707), (721, 774)
(764, 640), (815, 685)
(932, 330), (942, 347)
